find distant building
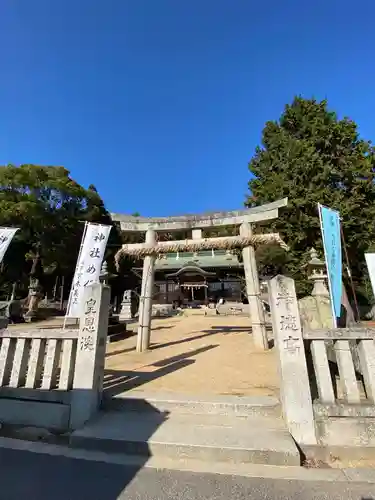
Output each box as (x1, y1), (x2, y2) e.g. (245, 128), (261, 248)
(135, 249), (245, 305)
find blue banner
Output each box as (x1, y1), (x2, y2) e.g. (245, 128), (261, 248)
(319, 204), (342, 325)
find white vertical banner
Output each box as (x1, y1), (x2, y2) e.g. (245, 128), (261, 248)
(66, 223), (112, 318)
(365, 253), (375, 299)
(0, 227), (19, 263)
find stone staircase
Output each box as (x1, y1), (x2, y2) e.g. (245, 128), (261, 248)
(70, 392), (300, 467)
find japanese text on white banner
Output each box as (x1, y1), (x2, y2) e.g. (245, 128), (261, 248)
(66, 223), (111, 318)
(0, 227), (19, 264)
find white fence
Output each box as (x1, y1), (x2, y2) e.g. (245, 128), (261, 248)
(269, 274), (375, 451)
(0, 283), (110, 431)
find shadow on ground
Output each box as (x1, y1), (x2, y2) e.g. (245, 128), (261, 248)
(150, 325), (257, 350)
(106, 324), (275, 358)
(105, 325), (244, 357)
(0, 400), (167, 499)
(105, 325), (175, 357)
(104, 345), (218, 396)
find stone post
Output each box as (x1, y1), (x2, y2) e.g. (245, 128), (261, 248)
(269, 275), (317, 445)
(24, 246), (44, 322)
(99, 261), (109, 285)
(307, 248), (330, 298)
(70, 283), (110, 429)
(137, 229), (156, 352)
(24, 278), (44, 322)
(119, 290), (132, 320)
(240, 222), (268, 350)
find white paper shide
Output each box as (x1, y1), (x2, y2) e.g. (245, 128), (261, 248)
(0, 227), (19, 263)
(66, 223), (111, 318)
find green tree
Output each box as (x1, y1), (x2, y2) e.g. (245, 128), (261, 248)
(246, 97), (375, 299)
(0, 165), (118, 296)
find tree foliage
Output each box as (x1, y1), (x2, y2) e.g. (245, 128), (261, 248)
(247, 97), (375, 299)
(0, 165), (121, 297)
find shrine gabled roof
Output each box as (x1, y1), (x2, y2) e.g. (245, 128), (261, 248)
(165, 264), (217, 278)
(154, 251), (243, 271)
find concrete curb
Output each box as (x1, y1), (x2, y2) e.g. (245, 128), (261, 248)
(68, 409), (299, 466)
(0, 436), (374, 484)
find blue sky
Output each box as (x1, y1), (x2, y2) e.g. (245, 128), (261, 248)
(1, 1), (374, 216)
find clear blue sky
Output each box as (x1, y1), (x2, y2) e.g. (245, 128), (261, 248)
(1, 1), (374, 216)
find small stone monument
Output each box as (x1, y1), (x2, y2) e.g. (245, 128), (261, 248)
(24, 247), (44, 322)
(119, 289), (133, 320)
(99, 261), (117, 321)
(298, 248), (334, 330)
(307, 248), (330, 298)
(99, 261), (110, 285)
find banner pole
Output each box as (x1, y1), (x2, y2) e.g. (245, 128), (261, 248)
(340, 224), (360, 322)
(59, 275), (65, 311)
(318, 203), (337, 328)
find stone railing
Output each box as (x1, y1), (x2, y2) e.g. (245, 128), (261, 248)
(303, 327), (375, 450)
(0, 283), (109, 432)
(269, 274), (375, 455)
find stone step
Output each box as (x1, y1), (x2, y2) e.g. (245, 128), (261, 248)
(70, 410), (300, 466)
(102, 391), (282, 418)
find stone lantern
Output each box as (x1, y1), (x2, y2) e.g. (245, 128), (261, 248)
(99, 261), (117, 321)
(298, 248), (333, 330)
(99, 261), (116, 285)
(24, 245), (44, 322)
(307, 248), (329, 298)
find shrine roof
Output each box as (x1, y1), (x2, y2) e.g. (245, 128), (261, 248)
(154, 251), (243, 271)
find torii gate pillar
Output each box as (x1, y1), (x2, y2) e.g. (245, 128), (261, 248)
(240, 222), (268, 350)
(113, 197), (288, 353)
(137, 228), (156, 352)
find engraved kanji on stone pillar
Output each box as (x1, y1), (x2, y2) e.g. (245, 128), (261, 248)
(269, 275), (317, 445)
(70, 282), (110, 429)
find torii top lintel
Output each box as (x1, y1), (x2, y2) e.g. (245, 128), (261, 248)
(111, 198), (287, 232)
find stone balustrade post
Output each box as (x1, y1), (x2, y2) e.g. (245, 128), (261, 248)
(70, 283), (110, 429)
(269, 275), (317, 445)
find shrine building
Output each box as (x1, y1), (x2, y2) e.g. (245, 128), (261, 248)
(137, 249), (245, 305)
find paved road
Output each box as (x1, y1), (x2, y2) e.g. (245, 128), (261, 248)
(0, 447), (374, 500)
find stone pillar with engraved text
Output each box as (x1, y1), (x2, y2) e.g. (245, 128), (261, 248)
(70, 282), (110, 429)
(269, 275), (317, 445)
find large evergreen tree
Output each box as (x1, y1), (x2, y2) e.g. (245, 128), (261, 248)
(247, 97), (375, 299)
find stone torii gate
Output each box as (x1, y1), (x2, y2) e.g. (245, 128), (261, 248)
(113, 198), (288, 353)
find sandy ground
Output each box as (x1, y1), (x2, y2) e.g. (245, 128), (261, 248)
(104, 312), (279, 397)
(7, 312), (279, 397)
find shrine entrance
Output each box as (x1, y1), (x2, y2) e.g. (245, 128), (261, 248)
(113, 197), (288, 353)
(107, 199), (288, 398)
(166, 265), (215, 305)
(180, 283), (206, 303)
